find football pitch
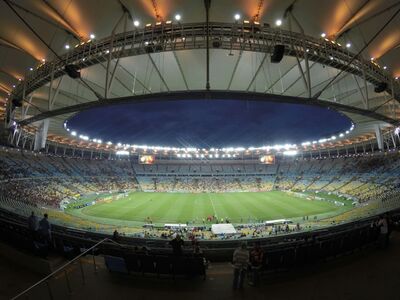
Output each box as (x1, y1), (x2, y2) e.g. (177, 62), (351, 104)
(67, 191), (352, 226)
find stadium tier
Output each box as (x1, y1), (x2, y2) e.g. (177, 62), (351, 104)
(1, 146), (399, 241)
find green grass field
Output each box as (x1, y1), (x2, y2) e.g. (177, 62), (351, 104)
(67, 191), (351, 226)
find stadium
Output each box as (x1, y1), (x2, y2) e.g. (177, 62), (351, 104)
(0, 0), (400, 299)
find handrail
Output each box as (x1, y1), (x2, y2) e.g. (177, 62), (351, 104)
(11, 237), (120, 300)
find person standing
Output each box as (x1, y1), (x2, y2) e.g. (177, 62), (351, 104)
(170, 234), (184, 255)
(232, 242), (250, 289)
(377, 215), (389, 248)
(38, 213), (52, 246)
(249, 242), (264, 286)
(27, 211), (38, 240)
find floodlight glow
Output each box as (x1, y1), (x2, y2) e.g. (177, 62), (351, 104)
(175, 14), (181, 21)
(339, 133), (344, 137)
(275, 19), (282, 26)
(234, 13), (241, 20)
(71, 131), (77, 136)
(345, 130), (350, 134)
(283, 150), (298, 156)
(134, 20), (140, 27)
(394, 127), (400, 136)
(65, 44), (70, 49)
(117, 143), (122, 147)
(346, 43), (351, 48)
(29, 67), (33, 71)
(301, 142), (311, 146)
(79, 135), (89, 141)
(90, 33), (95, 39)
(331, 136), (336, 140)
(321, 33), (326, 38)
(383, 66), (387, 70)
(116, 150), (129, 155)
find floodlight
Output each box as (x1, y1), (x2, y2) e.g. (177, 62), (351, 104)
(321, 33), (326, 38)
(134, 20), (140, 27)
(89, 33), (95, 39)
(65, 44), (70, 49)
(234, 14), (241, 21)
(275, 19), (282, 26)
(175, 14), (181, 21)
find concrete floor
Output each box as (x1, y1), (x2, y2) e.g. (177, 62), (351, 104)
(2, 232), (400, 300)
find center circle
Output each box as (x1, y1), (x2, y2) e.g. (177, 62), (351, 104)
(66, 99), (351, 148)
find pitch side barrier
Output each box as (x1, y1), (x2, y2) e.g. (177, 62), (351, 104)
(1, 207), (399, 262)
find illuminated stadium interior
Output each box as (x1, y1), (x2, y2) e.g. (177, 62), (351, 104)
(1, 0), (400, 298)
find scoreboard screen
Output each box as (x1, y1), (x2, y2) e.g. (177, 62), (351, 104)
(259, 155), (275, 164)
(139, 155), (155, 165)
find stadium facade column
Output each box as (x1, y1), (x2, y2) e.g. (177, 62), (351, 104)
(33, 119), (49, 151)
(0, 122), (11, 145)
(375, 125), (384, 150)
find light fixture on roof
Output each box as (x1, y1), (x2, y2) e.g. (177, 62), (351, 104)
(29, 67), (33, 71)
(275, 19), (282, 26)
(133, 20), (140, 27)
(65, 44), (70, 50)
(330, 56), (334, 60)
(346, 43), (351, 48)
(234, 13), (241, 21)
(175, 14), (181, 21)
(321, 32), (326, 38)
(12, 85), (15, 88)
(370, 57), (374, 61)
(89, 33), (95, 39)
(383, 66), (387, 70)
(395, 77), (399, 80)
(41, 58), (46, 62)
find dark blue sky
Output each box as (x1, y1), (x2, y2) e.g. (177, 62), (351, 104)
(66, 100), (351, 148)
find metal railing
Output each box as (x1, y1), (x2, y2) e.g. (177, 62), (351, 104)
(11, 237), (120, 300)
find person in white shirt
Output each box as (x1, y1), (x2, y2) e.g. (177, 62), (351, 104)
(377, 215), (388, 248)
(232, 242), (249, 289)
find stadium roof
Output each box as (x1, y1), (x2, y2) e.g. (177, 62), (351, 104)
(1, 0), (400, 153)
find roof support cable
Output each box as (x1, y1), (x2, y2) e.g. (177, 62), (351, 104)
(313, 7), (400, 99)
(4, 0), (61, 60)
(204, 0), (211, 91)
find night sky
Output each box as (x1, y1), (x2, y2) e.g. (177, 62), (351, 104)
(66, 100), (352, 148)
